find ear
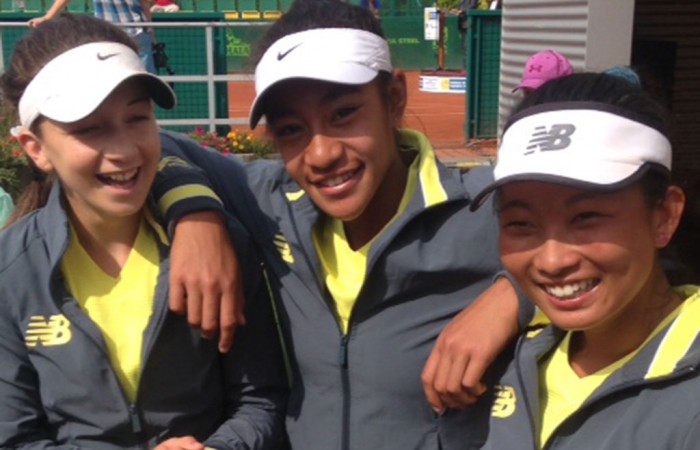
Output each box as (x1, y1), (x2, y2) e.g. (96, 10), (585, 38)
(388, 69), (408, 128)
(17, 129), (53, 173)
(653, 185), (685, 248)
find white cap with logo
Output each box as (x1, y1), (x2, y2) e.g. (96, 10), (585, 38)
(13, 41), (176, 135)
(249, 27), (393, 129)
(470, 102), (672, 210)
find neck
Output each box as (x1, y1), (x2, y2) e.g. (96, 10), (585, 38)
(343, 153), (410, 250)
(69, 209), (143, 277)
(568, 267), (682, 377)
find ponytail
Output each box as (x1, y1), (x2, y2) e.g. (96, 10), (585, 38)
(2, 167), (52, 229)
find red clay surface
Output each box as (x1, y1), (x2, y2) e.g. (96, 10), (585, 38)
(227, 71), (496, 163)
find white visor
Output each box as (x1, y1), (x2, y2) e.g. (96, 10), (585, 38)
(249, 28), (393, 128)
(471, 102), (672, 210)
(14, 41), (175, 134)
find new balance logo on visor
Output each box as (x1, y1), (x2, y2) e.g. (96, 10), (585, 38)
(25, 315), (72, 348)
(525, 124), (576, 154)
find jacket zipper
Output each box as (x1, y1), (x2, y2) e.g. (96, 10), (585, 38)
(129, 404), (143, 433)
(339, 333), (350, 450)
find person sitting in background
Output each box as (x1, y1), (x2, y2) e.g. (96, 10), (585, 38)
(513, 49), (573, 96)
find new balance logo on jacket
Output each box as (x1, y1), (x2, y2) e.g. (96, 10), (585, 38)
(25, 315), (72, 347)
(525, 124), (576, 154)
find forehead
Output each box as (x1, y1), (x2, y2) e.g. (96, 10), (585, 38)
(497, 181), (638, 210)
(263, 79), (371, 117)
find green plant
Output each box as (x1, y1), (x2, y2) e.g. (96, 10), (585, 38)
(0, 115), (29, 198)
(437, 0), (462, 9)
(187, 128), (276, 159)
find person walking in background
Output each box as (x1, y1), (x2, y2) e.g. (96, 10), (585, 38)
(513, 49), (573, 96)
(475, 72), (700, 450)
(0, 14), (286, 448)
(29, 0), (157, 74)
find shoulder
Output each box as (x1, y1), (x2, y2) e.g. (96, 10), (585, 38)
(244, 159), (292, 193)
(0, 211), (48, 282)
(448, 163), (495, 194)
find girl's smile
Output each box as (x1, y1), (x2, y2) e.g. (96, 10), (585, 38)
(264, 75), (408, 248)
(20, 79), (161, 229)
(498, 181), (681, 343)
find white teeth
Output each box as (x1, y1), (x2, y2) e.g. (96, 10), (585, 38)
(320, 173), (353, 188)
(545, 280), (596, 300)
(102, 169), (138, 183)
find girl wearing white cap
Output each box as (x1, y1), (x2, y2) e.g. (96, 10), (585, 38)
(0, 14), (286, 449)
(475, 73), (700, 449)
(157, 0), (533, 448)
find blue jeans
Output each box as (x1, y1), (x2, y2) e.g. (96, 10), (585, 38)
(133, 31), (156, 74)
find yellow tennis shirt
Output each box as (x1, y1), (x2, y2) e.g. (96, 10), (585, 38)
(62, 217), (160, 403)
(314, 154), (420, 334)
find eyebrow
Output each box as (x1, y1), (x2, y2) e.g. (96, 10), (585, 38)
(497, 189), (611, 213)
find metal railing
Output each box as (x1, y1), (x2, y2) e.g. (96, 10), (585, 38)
(0, 19), (268, 132)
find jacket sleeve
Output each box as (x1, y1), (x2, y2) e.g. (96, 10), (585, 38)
(153, 131), (279, 254)
(152, 131), (255, 232)
(0, 297), (71, 449)
(492, 270), (537, 331)
(203, 236), (289, 450)
(461, 166), (536, 331)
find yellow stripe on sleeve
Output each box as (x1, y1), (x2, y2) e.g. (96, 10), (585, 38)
(157, 184), (223, 214)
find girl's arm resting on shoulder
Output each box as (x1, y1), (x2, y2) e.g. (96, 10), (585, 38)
(422, 274), (532, 412)
(152, 134), (255, 353)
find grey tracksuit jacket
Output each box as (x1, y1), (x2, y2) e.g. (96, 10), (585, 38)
(157, 129), (535, 450)
(480, 286), (700, 450)
(0, 167), (287, 448)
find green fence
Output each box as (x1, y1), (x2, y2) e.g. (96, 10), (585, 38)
(0, 6), (503, 141)
(0, 14), (231, 135)
(465, 9), (501, 139)
(0, 0), (294, 14)
(153, 14), (230, 134)
(225, 14), (466, 72)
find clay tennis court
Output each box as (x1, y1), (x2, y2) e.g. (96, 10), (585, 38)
(227, 71), (496, 163)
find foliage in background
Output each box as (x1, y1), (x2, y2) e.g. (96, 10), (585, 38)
(0, 113), (29, 199)
(436, 0), (462, 10)
(187, 128), (276, 160)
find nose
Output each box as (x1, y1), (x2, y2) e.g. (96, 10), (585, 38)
(304, 132), (344, 170)
(101, 127), (140, 161)
(532, 238), (581, 279)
